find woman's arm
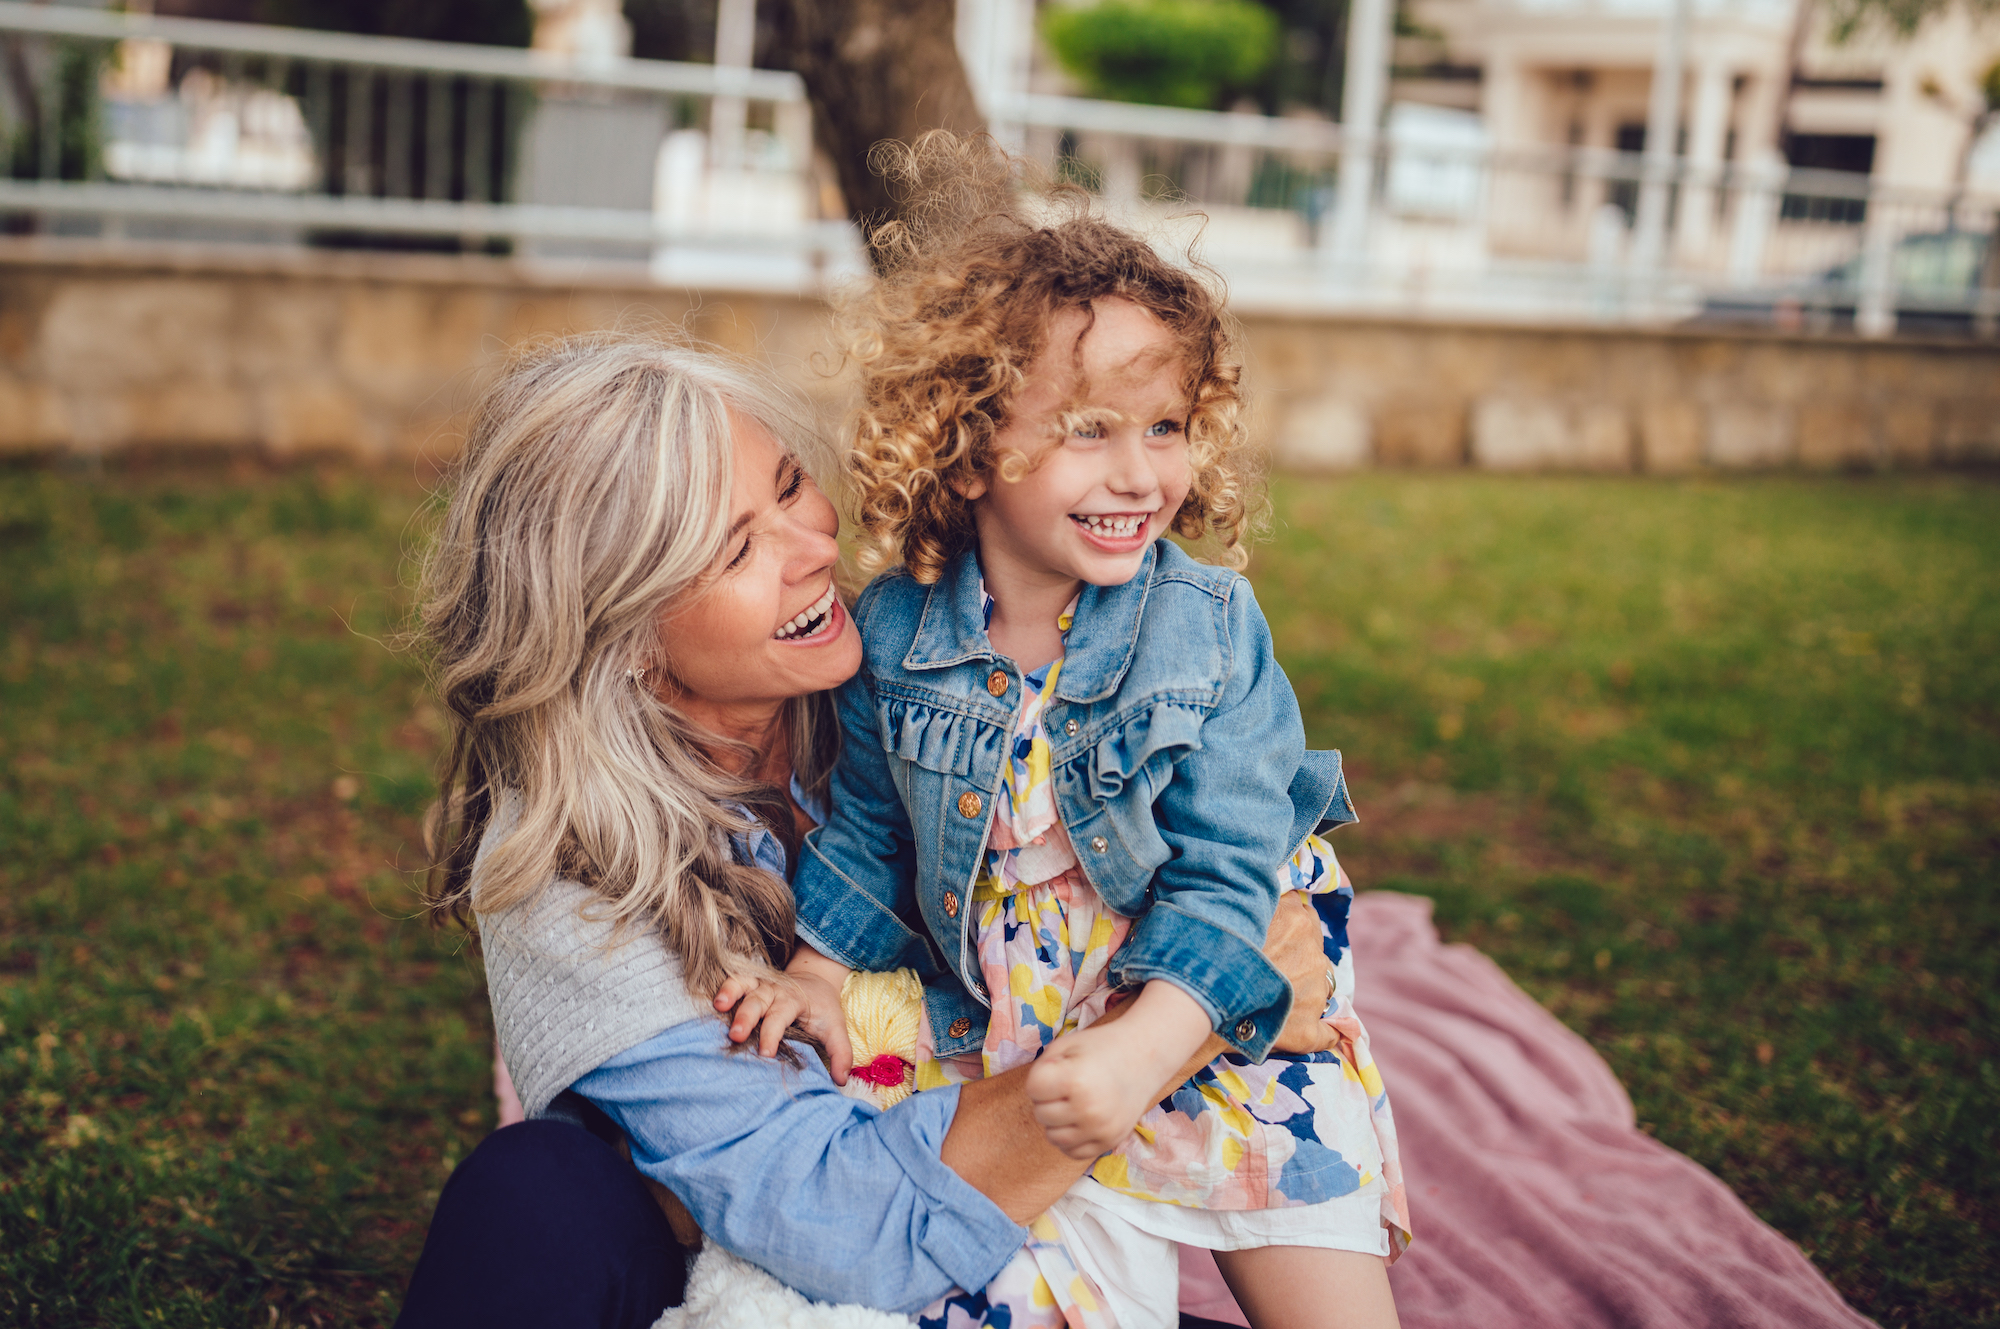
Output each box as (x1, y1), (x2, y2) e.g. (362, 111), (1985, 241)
(578, 1023), (1025, 1314)
(574, 897), (1335, 1306)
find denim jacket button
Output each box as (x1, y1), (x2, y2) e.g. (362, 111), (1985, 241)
(986, 670), (1008, 697)
(1064, 718), (1080, 736)
(1234, 1019), (1257, 1043)
(943, 891), (960, 918)
(1089, 835), (1108, 853)
(958, 791), (983, 819)
(949, 1018), (972, 1038)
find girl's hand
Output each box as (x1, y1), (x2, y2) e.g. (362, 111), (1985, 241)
(712, 970), (854, 1082)
(1026, 979), (1212, 1159)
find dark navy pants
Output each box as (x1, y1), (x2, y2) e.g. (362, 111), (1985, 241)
(396, 1121), (686, 1329)
(397, 1119), (1242, 1329)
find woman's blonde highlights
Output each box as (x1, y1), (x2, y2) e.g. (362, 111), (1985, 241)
(415, 332), (836, 1002)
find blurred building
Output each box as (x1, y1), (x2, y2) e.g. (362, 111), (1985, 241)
(1397, 0), (2000, 217)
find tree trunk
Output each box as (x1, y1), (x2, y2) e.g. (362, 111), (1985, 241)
(1773, 0), (1812, 163)
(766, 0), (986, 265)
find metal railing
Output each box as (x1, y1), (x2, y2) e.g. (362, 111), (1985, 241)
(0, 0), (855, 283)
(993, 96), (2000, 336)
(3, 2), (1995, 334)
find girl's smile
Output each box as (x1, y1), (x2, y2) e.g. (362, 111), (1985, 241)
(1069, 510), (1155, 550)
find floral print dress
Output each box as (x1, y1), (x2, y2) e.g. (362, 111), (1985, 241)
(909, 586), (1411, 1329)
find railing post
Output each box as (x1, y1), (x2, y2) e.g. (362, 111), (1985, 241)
(1097, 133), (1140, 212)
(1329, 0), (1390, 267)
(1855, 182), (1898, 338)
(958, 0), (1030, 150)
(710, 0), (754, 171)
(1631, 0), (1690, 284)
(1726, 148), (1784, 287)
(1676, 58), (1730, 265)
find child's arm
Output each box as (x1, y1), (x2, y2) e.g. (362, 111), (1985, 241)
(790, 603), (934, 977)
(715, 942), (856, 1081)
(1112, 577), (1305, 1061)
(1023, 978), (1213, 1159)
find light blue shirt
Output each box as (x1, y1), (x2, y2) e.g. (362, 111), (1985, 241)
(574, 1025), (1026, 1313)
(571, 774), (1024, 1314)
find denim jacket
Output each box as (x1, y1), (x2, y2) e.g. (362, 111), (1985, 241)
(792, 541), (1356, 1063)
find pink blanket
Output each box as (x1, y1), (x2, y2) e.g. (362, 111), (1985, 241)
(1179, 892), (1876, 1329)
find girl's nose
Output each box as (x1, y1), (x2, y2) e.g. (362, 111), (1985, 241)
(1103, 433), (1158, 498)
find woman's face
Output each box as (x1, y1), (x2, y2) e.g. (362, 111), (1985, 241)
(653, 411), (861, 734)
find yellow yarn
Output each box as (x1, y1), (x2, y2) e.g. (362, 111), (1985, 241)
(839, 968), (925, 1108)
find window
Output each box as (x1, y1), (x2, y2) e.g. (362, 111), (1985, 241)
(1781, 134), (1875, 224)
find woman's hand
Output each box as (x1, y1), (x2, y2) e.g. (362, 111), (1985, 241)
(1267, 890), (1339, 1056)
(1123, 891), (1338, 1079)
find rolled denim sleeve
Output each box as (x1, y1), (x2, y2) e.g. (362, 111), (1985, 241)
(1111, 578), (1296, 1059)
(575, 1021), (1026, 1313)
(791, 601), (933, 973)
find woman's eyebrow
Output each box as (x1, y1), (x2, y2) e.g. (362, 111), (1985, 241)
(724, 456), (792, 539)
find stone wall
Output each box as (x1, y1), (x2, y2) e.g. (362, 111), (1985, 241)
(4, 243), (1997, 470)
(0, 245), (849, 467)
(1248, 317), (2000, 472)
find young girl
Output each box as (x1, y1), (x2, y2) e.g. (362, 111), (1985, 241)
(722, 144), (1410, 1329)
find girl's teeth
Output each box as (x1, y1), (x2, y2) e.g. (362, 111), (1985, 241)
(1078, 514), (1144, 537)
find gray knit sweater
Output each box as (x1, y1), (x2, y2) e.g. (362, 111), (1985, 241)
(471, 794), (924, 1327)
(473, 790), (707, 1119)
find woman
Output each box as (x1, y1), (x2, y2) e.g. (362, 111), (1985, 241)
(395, 334), (1340, 1328)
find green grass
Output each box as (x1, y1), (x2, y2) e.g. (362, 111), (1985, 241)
(0, 465), (486, 1328)
(1, 464), (1994, 1325)
(1258, 473), (1999, 1327)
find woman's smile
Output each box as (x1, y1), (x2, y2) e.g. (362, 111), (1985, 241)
(773, 582), (841, 641)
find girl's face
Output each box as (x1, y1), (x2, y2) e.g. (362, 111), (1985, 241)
(653, 410), (861, 736)
(965, 297), (1192, 598)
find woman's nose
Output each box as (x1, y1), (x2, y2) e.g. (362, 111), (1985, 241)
(779, 505), (840, 580)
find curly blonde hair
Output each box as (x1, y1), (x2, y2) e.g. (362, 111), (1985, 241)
(843, 132), (1263, 583)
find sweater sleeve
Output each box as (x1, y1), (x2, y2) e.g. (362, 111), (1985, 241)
(574, 1023), (1026, 1314)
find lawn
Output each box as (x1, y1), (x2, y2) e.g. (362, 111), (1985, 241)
(1, 462), (1994, 1327)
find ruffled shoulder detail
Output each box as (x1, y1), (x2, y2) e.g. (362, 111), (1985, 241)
(1080, 699), (1209, 802)
(874, 690), (1008, 778)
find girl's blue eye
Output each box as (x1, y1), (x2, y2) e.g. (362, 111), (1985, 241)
(1072, 423), (1103, 439)
(1147, 419), (1185, 438)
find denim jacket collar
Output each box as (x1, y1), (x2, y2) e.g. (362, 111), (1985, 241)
(900, 545), (1154, 704)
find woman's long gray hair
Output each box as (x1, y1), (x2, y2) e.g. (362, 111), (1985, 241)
(417, 332), (838, 999)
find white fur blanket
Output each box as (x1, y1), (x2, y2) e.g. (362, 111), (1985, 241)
(652, 1245), (912, 1329)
